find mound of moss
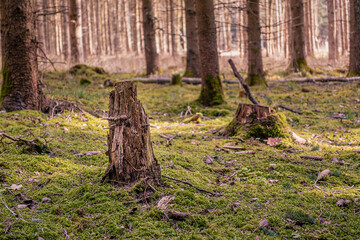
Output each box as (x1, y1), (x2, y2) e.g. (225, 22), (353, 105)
(246, 113), (289, 139)
(69, 64), (107, 78)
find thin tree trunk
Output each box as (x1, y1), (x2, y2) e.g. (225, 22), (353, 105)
(247, 0), (266, 86)
(81, 0), (90, 60)
(0, 0), (46, 112)
(69, 0), (79, 63)
(170, 0), (177, 56)
(289, 0), (309, 72)
(328, 0), (338, 61)
(184, 0), (200, 77)
(349, 0), (360, 75)
(142, 0), (159, 75)
(195, 0), (225, 106)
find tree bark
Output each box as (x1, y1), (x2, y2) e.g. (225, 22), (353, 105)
(328, 0), (338, 61)
(289, 0), (309, 72)
(103, 81), (161, 187)
(247, 0), (266, 86)
(349, 0), (360, 75)
(195, 0), (225, 106)
(69, 0), (79, 63)
(142, 0), (159, 75)
(184, 0), (200, 77)
(0, 0), (47, 112)
(170, 0), (177, 56)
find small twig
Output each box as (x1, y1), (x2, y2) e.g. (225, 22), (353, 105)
(300, 155), (324, 161)
(0, 193), (16, 216)
(277, 104), (302, 114)
(161, 175), (221, 196)
(228, 59), (259, 105)
(313, 185), (330, 197)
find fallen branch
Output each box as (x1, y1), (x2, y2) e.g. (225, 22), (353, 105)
(133, 77), (237, 85)
(161, 175), (221, 196)
(275, 76), (360, 83)
(0, 132), (49, 154)
(278, 105), (302, 114)
(228, 59), (259, 105)
(300, 155), (324, 161)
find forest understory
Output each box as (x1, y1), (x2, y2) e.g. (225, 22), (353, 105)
(0, 64), (359, 239)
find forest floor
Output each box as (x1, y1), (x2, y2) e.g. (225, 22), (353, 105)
(0, 65), (359, 239)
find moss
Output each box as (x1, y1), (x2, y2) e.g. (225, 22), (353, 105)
(198, 74), (225, 106)
(183, 70), (196, 78)
(285, 209), (316, 225)
(80, 78), (92, 86)
(246, 74), (267, 87)
(170, 74), (183, 86)
(290, 58), (311, 73)
(0, 61), (12, 103)
(246, 113), (289, 139)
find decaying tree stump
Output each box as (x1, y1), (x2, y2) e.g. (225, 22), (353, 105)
(102, 81), (161, 187)
(222, 103), (276, 136)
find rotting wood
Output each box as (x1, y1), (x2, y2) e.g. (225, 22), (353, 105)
(132, 76), (360, 86)
(102, 81), (161, 187)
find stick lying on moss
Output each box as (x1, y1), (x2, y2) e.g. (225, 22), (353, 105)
(161, 175), (221, 196)
(0, 132), (50, 154)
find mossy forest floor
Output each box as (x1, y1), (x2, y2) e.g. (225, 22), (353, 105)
(0, 67), (359, 239)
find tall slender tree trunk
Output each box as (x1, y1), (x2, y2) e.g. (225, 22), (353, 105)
(36, 0), (47, 57)
(142, 0), (159, 75)
(349, 0), (360, 75)
(62, 0), (70, 62)
(328, 0), (338, 61)
(81, 0), (90, 60)
(247, 0), (266, 86)
(289, 0), (309, 72)
(170, 0), (178, 56)
(195, 0), (225, 106)
(184, 0), (200, 77)
(0, 0), (46, 112)
(69, 0), (79, 63)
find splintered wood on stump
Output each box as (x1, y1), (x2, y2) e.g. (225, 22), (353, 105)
(102, 81), (161, 186)
(222, 104), (275, 136)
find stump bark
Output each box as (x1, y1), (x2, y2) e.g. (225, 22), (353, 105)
(102, 81), (161, 186)
(222, 103), (275, 136)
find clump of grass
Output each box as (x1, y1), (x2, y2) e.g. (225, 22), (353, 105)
(285, 209), (316, 225)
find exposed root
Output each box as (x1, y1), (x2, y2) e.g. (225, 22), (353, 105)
(0, 132), (50, 154)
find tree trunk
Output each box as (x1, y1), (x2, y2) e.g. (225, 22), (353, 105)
(81, 0), (90, 60)
(184, 0), (200, 77)
(170, 0), (177, 56)
(328, 0), (338, 61)
(103, 81), (161, 187)
(0, 0), (47, 112)
(69, 0), (79, 63)
(247, 0), (266, 86)
(289, 0), (309, 72)
(195, 0), (225, 106)
(36, 0), (47, 58)
(349, 0), (360, 75)
(142, 0), (159, 75)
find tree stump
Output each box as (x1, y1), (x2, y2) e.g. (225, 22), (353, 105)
(102, 81), (161, 187)
(221, 103), (277, 136)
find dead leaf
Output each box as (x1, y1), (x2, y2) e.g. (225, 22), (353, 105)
(157, 196), (175, 211)
(63, 127), (69, 133)
(336, 198), (351, 207)
(315, 169), (331, 183)
(250, 198), (259, 202)
(75, 151), (103, 157)
(235, 151), (255, 155)
(204, 156), (213, 164)
(269, 179), (278, 183)
(332, 157), (340, 164)
(17, 204), (28, 209)
(15, 169), (23, 174)
(259, 219), (269, 228)
(267, 138), (282, 147)
(10, 184), (22, 190)
(42, 197), (52, 203)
